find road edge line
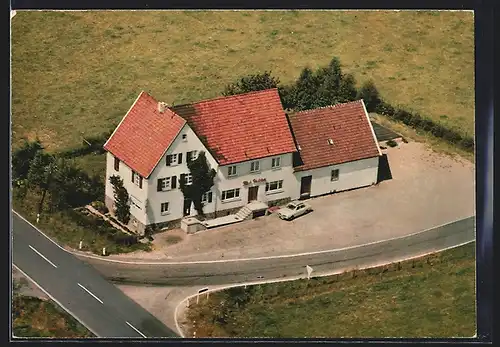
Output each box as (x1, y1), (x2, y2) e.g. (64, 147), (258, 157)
(11, 263), (100, 338)
(12, 210), (475, 265)
(173, 239), (475, 338)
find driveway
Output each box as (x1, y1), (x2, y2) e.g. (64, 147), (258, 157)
(105, 141), (474, 262)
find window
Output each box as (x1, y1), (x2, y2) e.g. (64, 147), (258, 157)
(182, 134), (187, 142)
(187, 150), (198, 162)
(186, 173), (193, 185)
(166, 153), (182, 166)
(331, 169), (339, 181)
(228, 165), (237, 177)
(161, 202), (169, 215)
(157, 176), (177, 191)
(131, 171), (143, 189)
(250, 161), (260, 173)
(114, 157), (120, 171)
(201, 191), (213, 204)
(129, 195), (142, 210)
(271, 157), (281, 169)
(265, 180), (283, 193)
(221, 188), (240, 201)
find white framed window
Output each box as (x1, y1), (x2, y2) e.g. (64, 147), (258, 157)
(186, 173), (193, 185)
(129, 195), (142, 210)
(187, 150), (198, 162)
(228, 165), (237, 177)
(158, 177), (170, 191)
(131, 171), (143, 188)
(271, 156), (281, 169)
(161, 202), (169, 215)
(250, 161), (260, 173)
(182, 134), (188, 142)
(265, 180), (283, 193)
(221, 188), (240, 201)
(331, 169), (339, 181)
(201, 191), (213, 204)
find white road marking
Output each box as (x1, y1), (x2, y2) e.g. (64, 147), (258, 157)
(77, 283), (103, 304)
(126, 321), (147, 338)
(12, 264), (99, 337)
(29, 245), (57, 268)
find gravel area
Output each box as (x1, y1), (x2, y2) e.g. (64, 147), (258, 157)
(106, 141), (474, 262)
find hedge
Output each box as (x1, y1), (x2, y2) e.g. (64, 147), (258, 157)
(375, 100), (474, 152)
(56, 130), (112, 159)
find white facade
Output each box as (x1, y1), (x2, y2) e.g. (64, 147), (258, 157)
(105, 128), (380, 228)
(293, 156), (379, 199)
(105, 152), (149, 226)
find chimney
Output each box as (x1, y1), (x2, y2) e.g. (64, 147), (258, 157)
(157, 102), (168, 113)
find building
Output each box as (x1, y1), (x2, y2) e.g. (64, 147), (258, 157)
(103, 89), (381, 233)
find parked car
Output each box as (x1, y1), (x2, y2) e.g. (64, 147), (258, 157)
(277, 201), (313, 221)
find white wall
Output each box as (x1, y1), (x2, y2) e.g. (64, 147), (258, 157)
(105, 152), (149, 225)
(293, 156), (380, 198)
(147, 124), (218, 224)
(214, 153), (296, 212)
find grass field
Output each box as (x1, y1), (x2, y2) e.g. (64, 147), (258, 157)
(12, 10), (474, 154)
(13, 281), (93, 338)
(186, 242), (476, 338)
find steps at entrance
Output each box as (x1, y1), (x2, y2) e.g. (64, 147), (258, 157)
(235, 206), (252, 221)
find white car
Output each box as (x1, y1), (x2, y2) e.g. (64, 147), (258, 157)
(277, 201), (313, 221)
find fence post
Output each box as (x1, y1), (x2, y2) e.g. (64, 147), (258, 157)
(102, 247), (106, 256)
(36, 213), (40, 223)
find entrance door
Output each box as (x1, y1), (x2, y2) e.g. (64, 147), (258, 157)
(248, 186), (259, 202)
(183, 198), (191, 216)
(300, 176), (312, 199)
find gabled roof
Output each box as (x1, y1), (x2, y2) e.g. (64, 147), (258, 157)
(171, 89), (297, 165)
(288, 100), (381, 172)
(104, 91), (186, 178)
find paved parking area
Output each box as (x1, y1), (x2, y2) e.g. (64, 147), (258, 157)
(111, 141), (474, 262)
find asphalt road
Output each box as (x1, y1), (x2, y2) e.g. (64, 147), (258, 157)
(12, 213), (178, 338)
(81, 217), (475, 286)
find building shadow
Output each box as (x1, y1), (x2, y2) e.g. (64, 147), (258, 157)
(377, 154), (392, 183)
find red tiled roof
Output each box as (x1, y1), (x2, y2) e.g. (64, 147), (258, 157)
(171, 89), (297, 165)
(104, 91), (186, 178)
(288, 100), (381, 172)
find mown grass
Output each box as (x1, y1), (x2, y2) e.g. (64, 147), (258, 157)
(12, 10), (474, 153)
(13, 281), (93, 338)
(12, 189), (151, 256)
(186, 242), (476, 338)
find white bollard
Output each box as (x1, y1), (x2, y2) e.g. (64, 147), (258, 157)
(206, 292), (209, 300)
(102, 247), (106, 256)
(79, 241), (83, 250)
(196, 294), (199, 305)
(193, 331), (196, 338)
(36, 213), (40, 223)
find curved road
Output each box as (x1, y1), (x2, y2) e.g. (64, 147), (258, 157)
(82, 217), (475, 286)
(13, 211), (474, 337)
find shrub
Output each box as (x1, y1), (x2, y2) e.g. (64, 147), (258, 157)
(113, 233), (138, 246)
(386, 139), (398, 147)
(356, 80), (381, 112)
(91, 200), (108, 214)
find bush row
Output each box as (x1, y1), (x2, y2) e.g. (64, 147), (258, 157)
(375, 101), (474, 152)
(66, 209), (139, 246)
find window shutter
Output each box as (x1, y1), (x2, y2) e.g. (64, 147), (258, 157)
(180, 174), (186, 187)
(178, 153), (183, 164)
(131, 171), (134, 182)
(208, 192), (213, 203)
(166, 155), (171, 166)
(139, 176), (143, 189)
(187, 151), (192, 162)
(157, 179), (162, 192)
(171, 176), (177, 189)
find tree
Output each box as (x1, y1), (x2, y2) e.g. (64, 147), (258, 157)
(291, 67), (321, 111)
(109, 175), (130, 224)
(12, 138), (44, 182)
(356, 80), (381, 112)
(179, 151), (216, 217)
(222, 71), (281, 96)
(337, 73), (358, 102)
(27, 151), (56, 214)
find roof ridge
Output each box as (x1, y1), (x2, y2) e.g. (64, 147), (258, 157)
(178, 88), (279, 107)
(291, 99), (364, 116)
